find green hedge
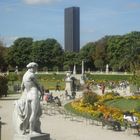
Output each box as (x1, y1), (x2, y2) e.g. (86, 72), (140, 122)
(0, 75), (8, 97)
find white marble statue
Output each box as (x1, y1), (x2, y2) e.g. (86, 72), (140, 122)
(13, 62), (43, 135)
(66, 71), (71, 81)
(106, 64), (109, 73)
(73, 65), (76, 75)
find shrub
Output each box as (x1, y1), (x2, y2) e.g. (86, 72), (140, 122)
(0, 75), (8, 97)
(7, 73), (18, 82)
(83, 92), (99, 106)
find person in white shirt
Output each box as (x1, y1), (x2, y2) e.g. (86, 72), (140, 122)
(123, 111), (138, 127)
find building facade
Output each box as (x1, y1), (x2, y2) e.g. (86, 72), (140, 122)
(64, 7), (80, 52)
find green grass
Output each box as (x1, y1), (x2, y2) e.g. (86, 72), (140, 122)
(39, 80), (65, 90)
(7, 73), (133, 92)
(86, 74), (132, 81)
(105, 98), (140, 112)
(7, 73), (66, 92)
(37, 74), (65, 90)
(36, 74), (66, 81)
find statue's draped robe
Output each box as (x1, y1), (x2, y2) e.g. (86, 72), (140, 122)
(13, 91), (42, 134)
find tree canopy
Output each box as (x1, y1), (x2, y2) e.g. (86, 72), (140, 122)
(82, 31), (140, 72)
(31, 38), (64, 70)
(1, 31), (140, 72)
(0, 40), (7, 71)
(6, 37), (33, 69)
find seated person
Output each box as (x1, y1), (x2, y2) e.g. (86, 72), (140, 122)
(123, 111), (139, 127)
(105, 114), (121, 131)
(44, 89), (53, 102)
(54, 96), (61, 106)
(123, 111), (140, 135)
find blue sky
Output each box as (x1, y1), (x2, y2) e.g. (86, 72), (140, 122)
(0, 0), (140, 48)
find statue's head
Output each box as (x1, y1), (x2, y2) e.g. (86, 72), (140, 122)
(26, 62), (38, 73)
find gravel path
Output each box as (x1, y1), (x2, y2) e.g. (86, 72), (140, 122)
(0, 94), (140, 140)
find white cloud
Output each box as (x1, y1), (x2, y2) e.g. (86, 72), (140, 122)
(23, 0), (61, 5)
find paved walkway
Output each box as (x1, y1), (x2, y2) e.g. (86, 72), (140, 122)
(0, 94), (140, 140)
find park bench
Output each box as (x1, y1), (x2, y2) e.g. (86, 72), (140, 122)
(101, 116), (121, 131)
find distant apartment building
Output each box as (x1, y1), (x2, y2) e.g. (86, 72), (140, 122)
(64, 7), (80, 52)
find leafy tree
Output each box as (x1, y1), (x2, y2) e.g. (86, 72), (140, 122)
(94, 59), (104, 71)
(80, 32), (140, 72)
(31, 38), (64, 70)
(120, 32), (140, 72)
(79, 42), (96, 71)
(0, 40), (8, 71)
(107, 32), (140, 72)
(93, 37), (108, 71)
(6, 37), (33, 69)
(63, 52), (80, 71)
(107, 35), (123, 71)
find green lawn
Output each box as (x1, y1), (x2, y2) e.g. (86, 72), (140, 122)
(37, 74), (65, 90)
(105, 98), (140, 112)
(39, 80), (65, 90)
(7, 73), (66, 92)
(86, 74), (132, 81)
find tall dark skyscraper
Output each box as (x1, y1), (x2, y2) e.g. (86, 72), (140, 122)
(64, 7), (80, 52)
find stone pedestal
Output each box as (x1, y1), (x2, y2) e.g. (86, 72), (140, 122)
(80, 75), (85, 85)
(14, 133), (50, 140)
(65, 79), (72, 91)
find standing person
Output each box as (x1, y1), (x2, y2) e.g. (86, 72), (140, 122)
(55, 82), (60, 92)
(13, 62), (43, 134)
(101, 83), (105, 94)
(64, 90), (69, 100)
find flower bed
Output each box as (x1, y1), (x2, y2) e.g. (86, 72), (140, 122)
(66, 92), (140, 124)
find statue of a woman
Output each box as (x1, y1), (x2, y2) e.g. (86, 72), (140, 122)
(13, 62), (43, 134)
